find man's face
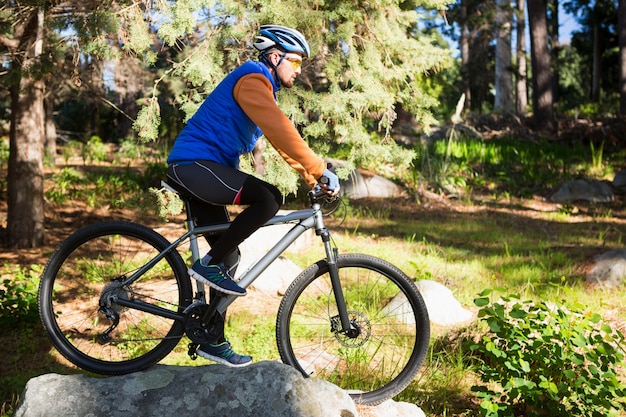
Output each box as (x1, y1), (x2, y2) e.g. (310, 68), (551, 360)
(269, 52), (303, 88)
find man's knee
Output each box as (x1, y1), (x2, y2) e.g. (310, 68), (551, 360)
(242, 176), (282, 209)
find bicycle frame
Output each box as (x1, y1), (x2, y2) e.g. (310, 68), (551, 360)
(113, 186), (354, 333)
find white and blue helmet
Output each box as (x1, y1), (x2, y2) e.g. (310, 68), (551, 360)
(254, 25), (310, 58)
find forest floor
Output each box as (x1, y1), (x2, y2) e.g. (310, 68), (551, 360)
(2, 115), (626, 416)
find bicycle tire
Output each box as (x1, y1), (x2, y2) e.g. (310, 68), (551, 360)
(276, 253), (430, 405)
(38, 221), (193, 375)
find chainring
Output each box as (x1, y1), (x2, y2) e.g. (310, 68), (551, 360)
(183, 302), (224, 344)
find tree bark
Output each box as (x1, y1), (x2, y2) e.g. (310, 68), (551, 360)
(460, 0), (472, 111)
(495, 0), (514, 112)
(7, 8), (46, 248)
(114, 56), (145, 140)
(591, 20), (601, 102)
(527, 0), (554, 132)
(45, 94), (57, 165)
(516, 0), (528, 116)
(617, 0), (626, 115)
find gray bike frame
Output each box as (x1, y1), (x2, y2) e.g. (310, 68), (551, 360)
(185, 207), (328, 314)
(116, 182), (351, 331)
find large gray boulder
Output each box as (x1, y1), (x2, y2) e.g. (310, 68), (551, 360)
(548, 179), (614, 203)
(415, 280), (474, 326)
(15, 361), (425, 417)
(586, 249), (626, 288)
(613, 170), (626, 193)
(325, 158), (406, 200)
(341, 168), (406, 199)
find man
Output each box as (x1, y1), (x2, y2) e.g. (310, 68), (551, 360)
(166, 25), (340, 366)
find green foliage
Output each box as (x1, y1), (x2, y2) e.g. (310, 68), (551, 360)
(134, 98), (162, 142)
(0, 137), (8, 196)
(46, 167), (83, 203)
(148, 186), (184, 221)
(133, 0), (453, 178)
(82, 136), (108, 165)
(71, 8), (121, 60)
(243, 144), (302, 197)
(471, 290), (626, 417)
(411, 132), (618, 198)
(0, 136), (8, 170)
(45, 152), (167, 212)
(0, 265), (41, 326)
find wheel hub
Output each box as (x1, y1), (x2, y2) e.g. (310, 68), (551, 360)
(330, 311), (371, 347)
(99, 279), (130, 314)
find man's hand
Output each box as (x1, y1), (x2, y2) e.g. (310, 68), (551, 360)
(318, 169), (340, 196)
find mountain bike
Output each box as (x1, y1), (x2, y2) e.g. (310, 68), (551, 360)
(38, 180), (430, 405)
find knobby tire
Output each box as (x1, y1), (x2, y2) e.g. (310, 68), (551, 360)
(276, 253), (430, 405)
(38, 221), (192, 375)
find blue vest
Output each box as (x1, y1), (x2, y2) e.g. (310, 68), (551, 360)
(167, 61), (279, 168)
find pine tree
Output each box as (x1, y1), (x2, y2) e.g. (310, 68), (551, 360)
(134, 0), (453, 192)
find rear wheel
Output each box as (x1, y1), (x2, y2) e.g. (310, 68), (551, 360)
(38, 221), (192, 375)
(276, 253), (430, 405)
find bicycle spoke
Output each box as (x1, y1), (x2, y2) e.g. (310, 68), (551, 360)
(39, 221), (191, 374)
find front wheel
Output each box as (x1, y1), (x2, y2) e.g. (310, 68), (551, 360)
(276, 253), (430, 405)
(38, 221), (193, 375)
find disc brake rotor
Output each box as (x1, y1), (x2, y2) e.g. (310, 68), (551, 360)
(330, 311), (371, 348)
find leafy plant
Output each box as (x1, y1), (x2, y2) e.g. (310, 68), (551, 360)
(82, 135), (108, 165)
(470, 290), (626, 417)
(0, 264), (42, 326)
(45, 167), (83, 203)
(0, 136), (9, 170)
(62, 140), (83, 164)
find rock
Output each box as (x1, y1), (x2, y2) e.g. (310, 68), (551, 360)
(358, 400), (426, 417)
(415, 280), (474, 326)
(613, 170), (626, 193)
(325, 158), (406, 199)
(15, 361), (357, 417)
(341, 168), (406, 199)
(15, 362), (426, 417)
(586, 249), (626, 288)
(548, 179), (614, 203)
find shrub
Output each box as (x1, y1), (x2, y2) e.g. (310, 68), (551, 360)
(0, 264), (41, 326)
(470, 290), (626, 417)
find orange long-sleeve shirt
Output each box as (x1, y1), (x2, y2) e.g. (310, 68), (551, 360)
(233, 73), (326, 187)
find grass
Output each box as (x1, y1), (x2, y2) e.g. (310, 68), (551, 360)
(2, 133), (626, 416)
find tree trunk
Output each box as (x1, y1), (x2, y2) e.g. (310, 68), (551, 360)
(549, 0), (560, 104)
(44, 93), (57, 166)
(527, 0), (554, 132)
(7, 8), (46, 248)
(495, 0), (514, 112)
(591, 21), (601, 102)
(460, 0), (472, 111)
(617, 0), (626, 115)
(114, 57), (144, 140)
(516, 0), (528, 116)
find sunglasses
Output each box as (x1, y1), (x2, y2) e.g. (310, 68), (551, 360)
(280, 54), (303, 71)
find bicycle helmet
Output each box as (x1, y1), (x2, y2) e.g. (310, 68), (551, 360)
(254, 24), (310, 58)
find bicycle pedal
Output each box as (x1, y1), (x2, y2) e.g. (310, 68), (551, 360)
(188, 342), (199, 360)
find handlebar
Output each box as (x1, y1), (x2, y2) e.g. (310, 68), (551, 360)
(309, 186), (329, 203)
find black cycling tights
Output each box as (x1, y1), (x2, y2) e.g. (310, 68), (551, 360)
(167, 161), (282, 263)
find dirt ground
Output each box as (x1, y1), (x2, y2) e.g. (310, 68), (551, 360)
(2, 115), (626, 414)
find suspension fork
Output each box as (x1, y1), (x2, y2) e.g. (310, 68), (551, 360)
(316, 208), (355, 336)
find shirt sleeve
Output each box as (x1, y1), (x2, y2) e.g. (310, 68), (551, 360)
(233, 73), (326, 187)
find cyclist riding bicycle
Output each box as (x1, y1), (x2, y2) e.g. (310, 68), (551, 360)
(166, 24), (340, 367)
